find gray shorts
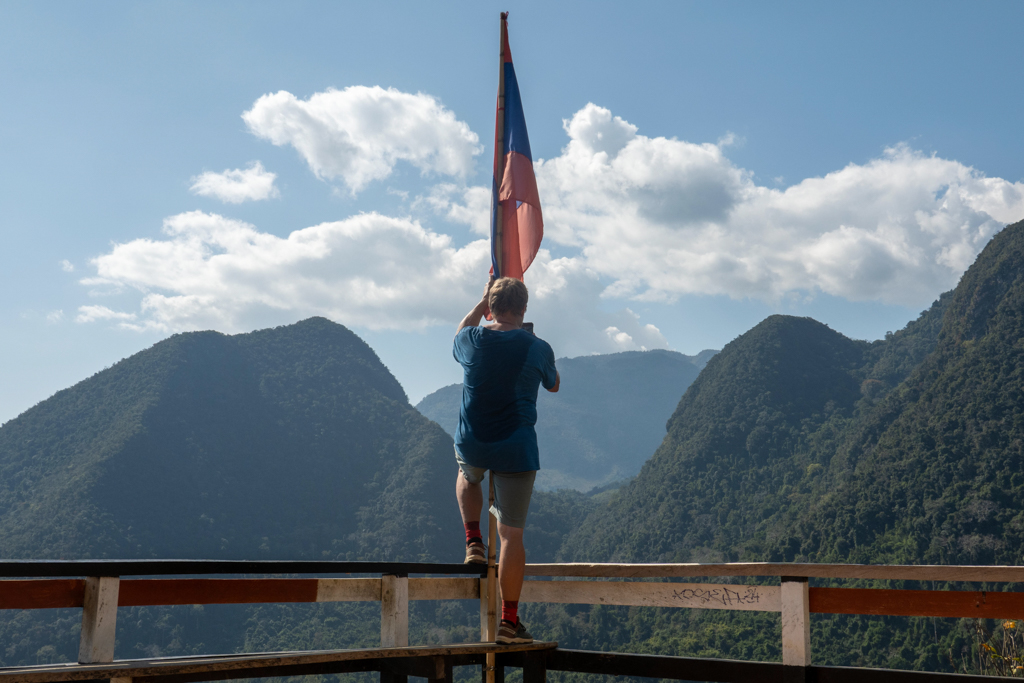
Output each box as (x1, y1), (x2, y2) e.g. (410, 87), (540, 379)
(455, 449), (536, 529)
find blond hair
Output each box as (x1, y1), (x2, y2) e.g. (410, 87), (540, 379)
(489, 277), (529, 317)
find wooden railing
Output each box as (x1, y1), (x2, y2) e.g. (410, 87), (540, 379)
(2, 560), (1023, 681)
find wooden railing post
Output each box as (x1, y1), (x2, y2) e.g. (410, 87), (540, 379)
(78, 576), (119, 664)
(381, 574), (409, 648)
(485, 473), (499, 683)
(479, 577), (490, 640)
(781, 576), (810, 680)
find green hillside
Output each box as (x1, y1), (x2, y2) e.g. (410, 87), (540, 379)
(0, 317), (461, 562)
(536, 220), (1024, 675)
(0, 318), (476, 668)
(798, 220), (1024, 567)
(416, 348), (716, 490)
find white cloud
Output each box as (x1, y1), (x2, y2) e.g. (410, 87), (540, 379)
(243, 86), (481, 194)
(46, 310), (64, 323)
(76, 305), (136, 324)
(60, 259), (74, 272)
(536, 103), (1024, 307)
(189, 161), (279, 203)
(77, 209), (667, 357)
(77, 96), (1024, 362)
(417, 183), (492, 236)
(523, 254), (670, 355)
(80, 210), (489, 333)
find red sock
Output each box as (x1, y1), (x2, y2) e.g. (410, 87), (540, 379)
(501, 600), (518, 624)
(464, 521), (481, 544)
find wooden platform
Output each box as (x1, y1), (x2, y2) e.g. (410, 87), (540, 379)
(0, 641), (557, 683)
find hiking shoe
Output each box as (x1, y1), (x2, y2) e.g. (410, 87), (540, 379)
(496, 618), (533, 644)
(465, 541), (486, 565)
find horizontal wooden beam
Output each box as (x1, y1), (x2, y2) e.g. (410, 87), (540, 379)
(131, 658), (383, 683)
(0, 577), (482, 611)
(526, 563), (1024, 583)
(0, 560), (487, 579)
(315, 578), (381, 602)
(0, 579), (84, 609)
(0, 642), (557, 683)
(408, 577), (479, 601)
(6, 576), (1024, 624)
(810, 664), (1014, 682)
(3, 560), (1022, 584)
(521, 580), (781, 611)
(545, 649), (788, 682)
(119, 579), (319, 606)
(810, 587), (1024, 619)
(546, 650), (1012, 683)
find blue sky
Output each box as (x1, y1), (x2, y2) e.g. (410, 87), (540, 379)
(2, 1), (1023, 423)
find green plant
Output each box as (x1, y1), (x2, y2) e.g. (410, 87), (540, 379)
(950, 620), (1024, 677)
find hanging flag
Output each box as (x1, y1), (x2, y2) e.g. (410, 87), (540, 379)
(490, 12), (543, 281)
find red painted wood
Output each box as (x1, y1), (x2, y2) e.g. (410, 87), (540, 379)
(0, 579), (85, 609)
(811, 587), (1024, 618)
(118, 579), (320, 606)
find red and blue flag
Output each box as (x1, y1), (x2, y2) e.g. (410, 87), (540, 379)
(490, 13), (543, 281)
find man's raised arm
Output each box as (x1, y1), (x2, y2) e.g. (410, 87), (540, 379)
(456, 277), (495, 335)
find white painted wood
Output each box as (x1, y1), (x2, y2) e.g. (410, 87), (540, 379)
(479, 578), (489, 642)
(526, 562), (1024, 583)
(315, 578), (381, 602)
(409, 577), (478, 601)
(380, 575), (409, 648)
(781, 578), (811, 667)
(486, 473), (498, 683)
(78, 576), (119, 664)
(520, 580), (780, 611)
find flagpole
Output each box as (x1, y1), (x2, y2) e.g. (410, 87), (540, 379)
(485, 21), (508, 683)
(493, 12), (508, 278)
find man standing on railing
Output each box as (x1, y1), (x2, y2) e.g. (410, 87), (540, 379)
(453, 276), (559, 645)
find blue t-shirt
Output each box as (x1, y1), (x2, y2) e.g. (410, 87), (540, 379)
(453, 326), (558, 472)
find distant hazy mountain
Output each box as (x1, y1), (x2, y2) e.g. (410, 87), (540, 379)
(416, 348), (717, 491)
(0, 317), (462, 561)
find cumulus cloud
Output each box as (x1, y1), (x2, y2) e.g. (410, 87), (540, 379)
(78, 96), (1024, 360)
(79, 210), (488, 333)
(535, 103), (1024, 307)
(417, 183), (492, 236)
(46, 310), (64, 323)
(76, 305), (136, 325)
(523, 254), (670, 355)
(76, 209), (667, 355)
(189, 161), (279, 203)
(243, 86), (481, 193)
(60, 259), (74, 272)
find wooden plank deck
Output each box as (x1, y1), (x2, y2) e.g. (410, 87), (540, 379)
(0, 642), (556, 683)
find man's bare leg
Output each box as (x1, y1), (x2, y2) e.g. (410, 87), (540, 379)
(497, 522), (525, 602)
(456, 472), (483, 523)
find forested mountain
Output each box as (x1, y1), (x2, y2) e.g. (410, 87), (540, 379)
(565, 220), (1024, 568)
(535, 219), (1024, 673)
(416, 349), (716, 490)
(0, 317), (461, 562)
(0, 318), (476, 666)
